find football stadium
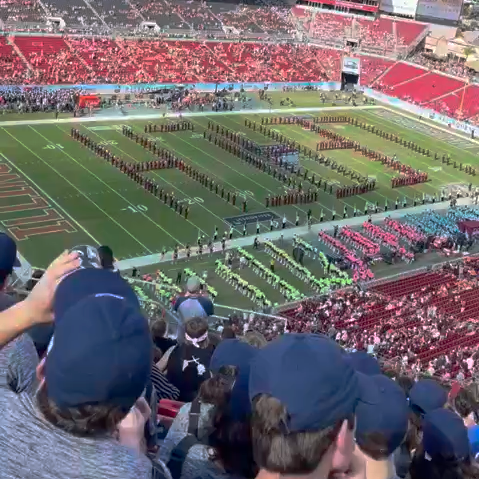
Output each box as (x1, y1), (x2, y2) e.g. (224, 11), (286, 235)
(2, 0), (479, 476)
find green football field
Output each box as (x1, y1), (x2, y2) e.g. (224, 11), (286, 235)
(1, 98), (479, 309)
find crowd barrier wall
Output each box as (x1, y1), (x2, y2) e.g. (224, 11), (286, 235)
(363, 88), (479, 138)
(9, 81), (341, 94)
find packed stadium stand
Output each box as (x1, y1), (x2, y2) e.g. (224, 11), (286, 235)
(299, 10), (428, 54)
(1, 28), (478, 121)
(0, 36), (26, 83)
(282, 257), (479, 379)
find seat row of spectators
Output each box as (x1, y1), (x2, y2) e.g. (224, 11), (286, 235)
(3, 232), (479, 479)
(281, 257), (479, 382)
(3, 33), (479, 124)
(298, 11), (428, 54)
(0, 36), (344, 84)
(2, 0), (295, 33)
(410, 53), (476, 81)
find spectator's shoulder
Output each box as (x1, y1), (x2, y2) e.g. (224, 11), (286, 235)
(173, 295), (187, 310)
(0, 332), (38, 395)
(197, 296), (214, 315)
(0, 391), (153, 479)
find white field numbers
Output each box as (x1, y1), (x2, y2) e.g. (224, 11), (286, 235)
(238, 190), (254, 198)
(179, 197), (204, 205)
(99, 140), (118, 146)
(123, 205), (148, 213)
(43, 144), (64, 150)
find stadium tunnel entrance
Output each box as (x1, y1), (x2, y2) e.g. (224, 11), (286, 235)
(341, 71), (359, 91)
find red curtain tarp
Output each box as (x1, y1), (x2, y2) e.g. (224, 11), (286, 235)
(78, 95), (101, 108)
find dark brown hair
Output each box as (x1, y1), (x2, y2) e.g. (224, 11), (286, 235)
(151, 318), (167, 341)
(198, 365), (237, 406)
(356, 431), (397, 461)
(410, 445), (479, 479)
(251, 394), (354, 475)
(405, 410), (423, 453)
(451, 388), (478, 419)
(396, 375), (415, 397)
(185, 317), (209, 348)
(37, 385), (128, 438)
(221, 326), (236, 340)
(208, 403), (257, 479)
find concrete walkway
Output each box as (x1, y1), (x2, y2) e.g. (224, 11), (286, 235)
(115, 197), (474, 270)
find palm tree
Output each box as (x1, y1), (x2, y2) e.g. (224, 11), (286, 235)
(463, 46), (476, 60)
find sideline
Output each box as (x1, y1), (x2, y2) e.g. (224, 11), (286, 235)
(2, 104), (477, 150)
(0, 105), (381, 127)
(115, 197), (473, 271)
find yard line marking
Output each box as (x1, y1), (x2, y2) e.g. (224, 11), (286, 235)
(4, 127), (151, 253)
(175, 118), (330, 222)
(210, 114), (345, 215)
(0, 105), (383, 128)
(80, 125), (232, 237)
(0, 151), (99, 245)
(355, 110), (478, 183)
(118, 124), (250, 235)
(38, 125), (183, 247)
(78, 126), (212, 238)
(221, 114), (425, 208)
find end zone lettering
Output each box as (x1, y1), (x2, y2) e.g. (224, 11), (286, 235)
(224, 211), (280, 226)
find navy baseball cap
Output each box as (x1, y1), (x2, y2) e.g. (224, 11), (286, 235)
(409, 379), (447, 415)
(346, 351), (382, 376)
(54, 267), (140, 319)
(45, 294), (152, 409)
(249, 334), (379, 432)
(211, 339), (257, 420)
(356, 375), (409, 457)
(0, 233), (20, 278)
(210, 338), (256, 374)
(423, 409), (470, 460)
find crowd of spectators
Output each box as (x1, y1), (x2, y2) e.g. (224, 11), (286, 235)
(2, 37), (343, 84)
(3, 231), (479, 479)
(2, 31), (479, 125)
(281, 257), (479, 382)
(0, 0), (46, 24)
(0, 86), (81, 112)
(216, 5), (295, 35)
(301, 12), (427, 54)
(43, 0), (105, 29)
(410, 52), (476, 82)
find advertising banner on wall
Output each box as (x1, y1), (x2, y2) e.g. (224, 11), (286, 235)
(380, 0), (419, 16)
(307, 0), (379, 12)
(342, 57), (361, 75)
(416, 0), (463, 21)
